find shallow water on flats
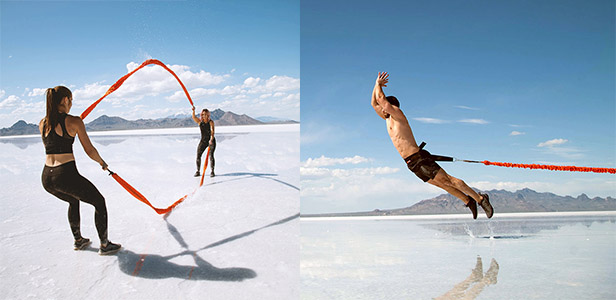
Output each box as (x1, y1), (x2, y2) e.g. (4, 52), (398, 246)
(301, 213), (616, 300)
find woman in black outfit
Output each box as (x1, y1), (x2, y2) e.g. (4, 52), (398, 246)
(191, 107), (216, 177)
(40, 86), (121, 255)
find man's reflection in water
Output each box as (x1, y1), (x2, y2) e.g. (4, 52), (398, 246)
(434, 256), (499, 300)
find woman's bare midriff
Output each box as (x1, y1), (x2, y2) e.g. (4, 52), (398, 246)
(45, 153), (76, 167)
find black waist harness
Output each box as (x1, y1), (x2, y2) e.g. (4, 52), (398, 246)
(405, 142), (454, 163)
(404, 142), (442, 182)
(43, 114), (75, 154)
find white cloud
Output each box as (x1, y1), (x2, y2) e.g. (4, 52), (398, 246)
(332, 167), (399, 177)
(413, 117), (449, 124)
(301, 166), (399, 179)
(458, 118), (489, 124)
(0, 90), (5, 99)
(510, 131), (525, 136)
(535, 139), (584, 159)
(90, 61), (230, 106)
(173, 64), (228, 87)
(121, 106), (188, 121)
(174, 73), (299, 120)
(121, 63), (218, 95)
(9, 61), (298, 125)
(301, 172), (441, 213)
(300, 167), (331, 178)
(0, 94), (44, 117)
(73, 82), (111, 103)
(0, 95), (20, 109)
(538, 138), (568, 147)
(455, 105), (479, 110)
(171, 74), (299, 103)
(300, 154), (435, 213)
(11, 100), (45, 115)
(541, 146), (584, 159)
(243, 77), (261, 88)
(27, 88), (47, 97)
(264, 75), (300, 92)
(0, 93), (47, 127)
(302, 155), (370, 168)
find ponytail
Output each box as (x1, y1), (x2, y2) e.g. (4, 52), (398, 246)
(43, 86), (72, 135)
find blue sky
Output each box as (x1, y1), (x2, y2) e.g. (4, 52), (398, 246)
(0, 0), (299, 127)
(300, 0), (615, 213)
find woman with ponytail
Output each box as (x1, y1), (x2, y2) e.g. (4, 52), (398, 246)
(39, 86), (121, 255)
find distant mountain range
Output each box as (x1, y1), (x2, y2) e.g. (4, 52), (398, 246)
(0, 109), (298, 136)
(0, 120), (39, 136)
(303, 188), (616, 217)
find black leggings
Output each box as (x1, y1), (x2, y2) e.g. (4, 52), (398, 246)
(196, 138), (216, 172)
(41, 161), (108, 243)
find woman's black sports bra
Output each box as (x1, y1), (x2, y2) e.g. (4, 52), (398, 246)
(43, 114), (75, 154)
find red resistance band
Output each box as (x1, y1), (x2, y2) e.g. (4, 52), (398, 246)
(109, 149), (209, 215)
(81, 59), (194, 119)
(482, 161), (616, 174)
(81, 59), (203, 214)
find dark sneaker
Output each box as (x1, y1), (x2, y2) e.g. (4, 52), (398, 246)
(465, 195), (478, 219)
(74, 238), (91, 250)
(99, 241), (122, 256)
(194, 171), (200, 177)
(478, 193), (494, 218)
(210, 171), (215, 177)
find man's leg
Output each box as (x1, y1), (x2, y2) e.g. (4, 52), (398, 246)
(428, 169), (473, 204)
(428, 169), (480, 219)
(429, 169), (484, 203)
(429, 169), (493, 218)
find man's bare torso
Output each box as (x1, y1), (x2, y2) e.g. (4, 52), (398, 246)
(386, 111), (419, 158)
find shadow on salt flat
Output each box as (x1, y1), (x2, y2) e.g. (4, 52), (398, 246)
(117, 249), (257, 281)
(111, 213), (299, 281)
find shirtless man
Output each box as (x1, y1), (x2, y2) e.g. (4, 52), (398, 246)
(371, 72), (493, 219)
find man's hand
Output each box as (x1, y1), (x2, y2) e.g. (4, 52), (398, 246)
(376, 72), (389, 87)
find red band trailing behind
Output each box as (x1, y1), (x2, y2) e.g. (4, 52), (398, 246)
(482, 161), (616, 174)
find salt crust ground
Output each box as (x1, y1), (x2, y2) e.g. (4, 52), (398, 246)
(0, 124), (299, 300)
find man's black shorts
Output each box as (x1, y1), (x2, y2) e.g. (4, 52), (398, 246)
(404, 149), (442, 182)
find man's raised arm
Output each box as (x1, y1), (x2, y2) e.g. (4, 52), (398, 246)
(373, 72), (404, 120)
(371, 72), (389, 119)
